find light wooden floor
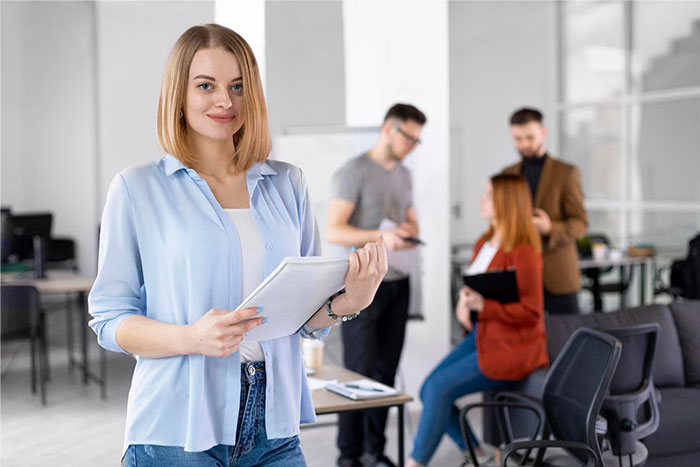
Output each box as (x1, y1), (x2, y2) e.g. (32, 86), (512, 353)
(1, 308), (471, 467)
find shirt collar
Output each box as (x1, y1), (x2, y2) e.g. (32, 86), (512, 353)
(162, 154), (278, 178)
(163, 154), (187, 176)
(522, 152), (548, 168)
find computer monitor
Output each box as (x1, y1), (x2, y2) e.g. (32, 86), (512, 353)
(11, 213), (53, 238)
(5, 212), (53, 262)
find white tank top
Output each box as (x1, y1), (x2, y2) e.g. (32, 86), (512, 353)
(224, 209), (265, 362)
(465, 241), (498, 275)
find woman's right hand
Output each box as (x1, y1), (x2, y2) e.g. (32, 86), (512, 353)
(455, 287), (473, 332)
(186, 307), (264, 357)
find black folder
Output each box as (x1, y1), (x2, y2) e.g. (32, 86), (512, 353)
(462, 269), (519, 304)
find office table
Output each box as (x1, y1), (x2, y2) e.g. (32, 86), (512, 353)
(579, 255), (653, 311)
(451, 245), (655, 312)
(310, 364), (413, 467)
(1, 271), (105, 398)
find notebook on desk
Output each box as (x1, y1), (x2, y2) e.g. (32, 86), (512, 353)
(326, 379), (398, 400)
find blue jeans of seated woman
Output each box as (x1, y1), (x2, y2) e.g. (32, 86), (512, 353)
(410, 328), (509, 465)
(121, 362), (306, 467)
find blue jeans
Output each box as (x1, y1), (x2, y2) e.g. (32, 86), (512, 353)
(410, 329), (509, 465)
(121, 362), (306, 467)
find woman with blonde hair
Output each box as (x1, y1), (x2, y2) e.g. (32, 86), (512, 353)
(89, 24), (387, 466)
(407, 173), (548, 466)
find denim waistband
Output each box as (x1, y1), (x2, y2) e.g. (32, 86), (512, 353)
(240, 361), (266, 383)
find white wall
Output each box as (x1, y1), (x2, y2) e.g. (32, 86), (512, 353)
(1, 1), (214, 275)
(449, 1), (558, 245)
(95, 1), (214, 211)
(1, 2), (97, 274)
(265, 1), (346, 138)
(344, 0), (452, 399)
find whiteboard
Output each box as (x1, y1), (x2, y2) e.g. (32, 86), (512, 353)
(271, 125), (423, 319)
(271, 126), (380, 257)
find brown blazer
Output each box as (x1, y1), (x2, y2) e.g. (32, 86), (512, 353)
(503, 156), (587, 295)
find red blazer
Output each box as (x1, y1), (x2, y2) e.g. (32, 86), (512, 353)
(471, 237), (549, 380)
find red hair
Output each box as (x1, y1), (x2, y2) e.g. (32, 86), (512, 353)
(484, 174), (542, 254)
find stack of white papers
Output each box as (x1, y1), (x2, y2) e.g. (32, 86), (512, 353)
(326, 379), (398, 400)
(238, 256), (349, 342)
(307, 377), (338, 391)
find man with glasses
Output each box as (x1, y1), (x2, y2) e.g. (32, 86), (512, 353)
(327, 103), (426, 467)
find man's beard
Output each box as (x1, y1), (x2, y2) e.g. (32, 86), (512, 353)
(519, 144), (544, 159)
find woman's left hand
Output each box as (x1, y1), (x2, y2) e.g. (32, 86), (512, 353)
(333, 240), (388, 316)
(463, 286), (484, 312)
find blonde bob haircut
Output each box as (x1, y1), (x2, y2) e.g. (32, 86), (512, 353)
(157, 24), (271, 171)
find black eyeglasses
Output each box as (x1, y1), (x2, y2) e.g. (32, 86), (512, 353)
(392, 124), (422, 146)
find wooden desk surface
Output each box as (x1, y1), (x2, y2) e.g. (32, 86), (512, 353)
(312, 364), (413, 414)
(1, 270), (94, 294)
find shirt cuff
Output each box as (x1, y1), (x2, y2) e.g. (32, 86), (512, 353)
(300, 323), (332, 339)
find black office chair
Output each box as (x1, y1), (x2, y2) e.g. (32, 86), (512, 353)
(460, 327), (622, 466)
(654, 232), (700, 300)
(597, 323), (660, 467)
(1, 285), (49, 405)
(580, 233), (634, 312)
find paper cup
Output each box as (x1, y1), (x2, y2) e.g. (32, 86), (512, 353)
(301, 338), (324, 372)
(592, 243), (608, 261)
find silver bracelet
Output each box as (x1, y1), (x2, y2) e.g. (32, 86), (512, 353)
(326, 289), (359, 322)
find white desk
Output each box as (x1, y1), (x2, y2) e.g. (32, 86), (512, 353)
(1, 271), (105, 398)
(578, 255), (654, 312)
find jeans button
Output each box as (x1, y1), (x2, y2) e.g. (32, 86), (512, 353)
(247, 364), (256, 376)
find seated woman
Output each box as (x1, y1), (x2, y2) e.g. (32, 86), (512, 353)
(407, 173), (548, 466)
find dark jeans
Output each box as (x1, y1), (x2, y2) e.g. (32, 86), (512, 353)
(337, 278), (410, 460)
(544, 289), (580, 315)
(121, 362), (305, 467)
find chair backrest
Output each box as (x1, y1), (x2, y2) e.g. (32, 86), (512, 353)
(600, 323), (661, 457)
(1, 285), (40, 339)
(602, 323), (658, 395)
(542, 327), (622, 465)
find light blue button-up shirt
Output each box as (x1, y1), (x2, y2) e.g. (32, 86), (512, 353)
(89, 154), (330, 453)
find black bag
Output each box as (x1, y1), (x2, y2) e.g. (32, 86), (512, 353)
(670, 233), (700, 299)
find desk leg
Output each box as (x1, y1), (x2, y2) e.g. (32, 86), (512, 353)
(592, 272), (602, 312)
(619, 265), (627, 309)
(640, 261), (647, 305)
(67, 292), (74, 371)
(100, 346), (107, 399)
(398, 404), (405, 467)
(79, 291), (89, 384)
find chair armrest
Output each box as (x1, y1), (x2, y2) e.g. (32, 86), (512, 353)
(501, 439), (598, 467)
(494, 391), (543, 409)
(494, 391), (547, 443)
(460, 400), (545, 466)
(603, 380), (661, 441)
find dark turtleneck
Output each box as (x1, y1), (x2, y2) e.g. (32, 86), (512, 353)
(521, 153), (547, 204)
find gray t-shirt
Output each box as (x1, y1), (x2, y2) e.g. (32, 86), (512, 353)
(331, 153), (413, 280)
